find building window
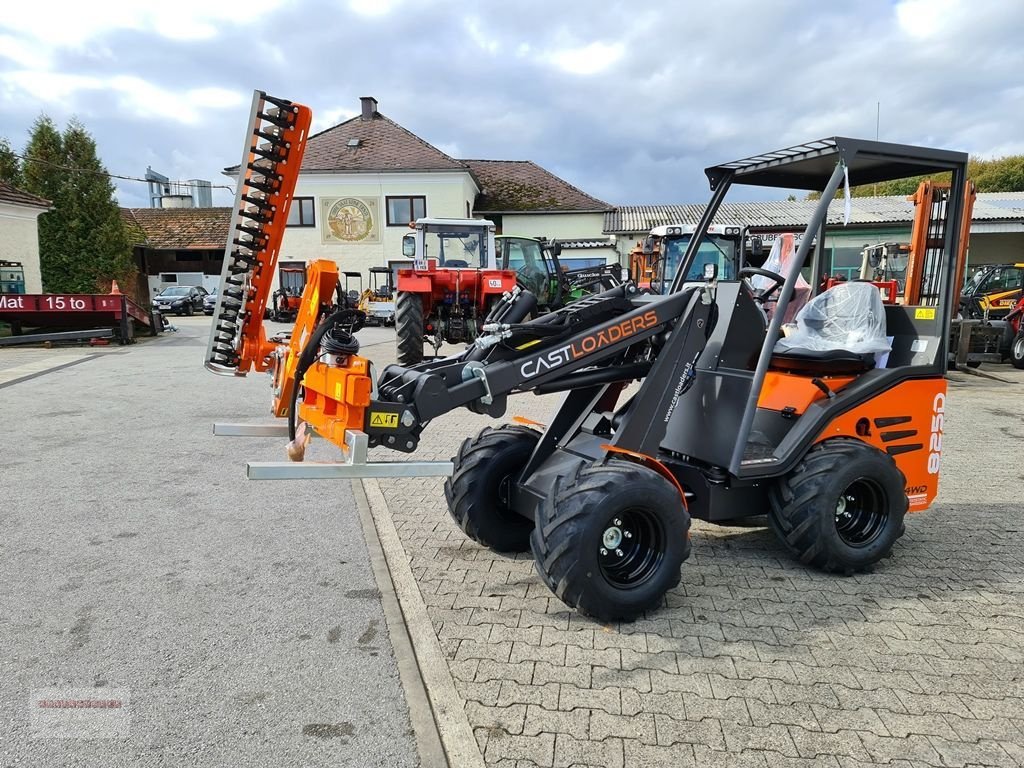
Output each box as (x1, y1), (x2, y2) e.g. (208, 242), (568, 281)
(287, 197), (315, 227)
(386, 196), (426, 227)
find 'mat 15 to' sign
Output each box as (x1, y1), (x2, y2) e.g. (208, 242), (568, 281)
(0, 294), (123, 312)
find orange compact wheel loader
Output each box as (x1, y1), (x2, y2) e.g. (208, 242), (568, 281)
(208, 94), (969, 622)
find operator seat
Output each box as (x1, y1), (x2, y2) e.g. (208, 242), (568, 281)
(770, 281), (890, 375)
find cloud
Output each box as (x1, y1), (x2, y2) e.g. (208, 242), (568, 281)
(0, 71), (245, 124)
(348, 0), (400, 17)
(548, 41), (624, 76)
(895, 0), (961, 39)
(2, 1), (285, 45)
(0, 0), (1022, 210)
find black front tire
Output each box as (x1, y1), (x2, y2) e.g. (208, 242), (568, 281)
(531, 461), (690, 622)
(395, 291), (424, 366)
(1011, 332), (1024, 370)
(768, 438), (907, 574)
(184, 303), (194, 317)
(444, 425), (540, 552)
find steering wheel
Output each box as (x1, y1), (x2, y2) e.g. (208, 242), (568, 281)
(739, 266), (786, 302)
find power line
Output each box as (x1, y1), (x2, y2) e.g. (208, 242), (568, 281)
(10, 151), (236, 193)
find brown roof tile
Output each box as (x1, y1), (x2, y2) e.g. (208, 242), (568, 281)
(301, 111), (465, 173)
(121, 207), (232, 250)
(222, 102), (608, 214)
(0, 181), (50, 209)
(463, 159), (609, 213)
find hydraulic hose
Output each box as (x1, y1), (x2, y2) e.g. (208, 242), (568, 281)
(288, 307), (359, 441)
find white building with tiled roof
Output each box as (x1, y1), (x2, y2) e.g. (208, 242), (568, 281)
(0, 181), (51, 294)
(226, 97), (614, 283)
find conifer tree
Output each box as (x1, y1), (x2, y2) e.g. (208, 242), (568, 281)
(0, 138), (21, 186)
(21, 115), (134, 292)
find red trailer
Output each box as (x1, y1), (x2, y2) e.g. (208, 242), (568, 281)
(0, 292), (154, 345)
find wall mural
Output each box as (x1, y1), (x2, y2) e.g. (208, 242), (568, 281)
(321, 196), (380, 244)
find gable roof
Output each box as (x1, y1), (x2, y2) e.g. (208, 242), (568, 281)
(121, 207), (232, 249)
(300, 110), (467, 173)
(464, 159), (610, 213)
(222, 99), (609, 213)
(604, 192), (1024, 234)
(0, 181), (50, 210)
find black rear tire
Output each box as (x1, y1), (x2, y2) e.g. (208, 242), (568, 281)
(530, 461), (690, 622)
(1011, 332), (1024, 370)
(444, 425), (540, 552)
(395, 291), (424, 367)
(768, 438), (907, 574)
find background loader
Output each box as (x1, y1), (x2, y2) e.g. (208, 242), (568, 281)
(629, 224), (745, 292)
(208, 93), (971, 622)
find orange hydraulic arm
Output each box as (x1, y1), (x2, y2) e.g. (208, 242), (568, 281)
(951, 180), (977, 311)
(205, 90), (312, 376)
(903, 180), (976, 306)
(206, 92), (382, 463)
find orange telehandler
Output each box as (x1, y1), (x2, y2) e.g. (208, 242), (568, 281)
(208, 92), (971, 621)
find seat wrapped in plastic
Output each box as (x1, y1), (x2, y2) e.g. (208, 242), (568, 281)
(774, 281), (891, 355)
(750, 233), (810, 324)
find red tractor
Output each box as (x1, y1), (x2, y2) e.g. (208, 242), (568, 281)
(394, 218), (514, 365)
(394, 218), (623, 365)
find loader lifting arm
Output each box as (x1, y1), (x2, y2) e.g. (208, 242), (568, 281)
(205, 92), (720, 476)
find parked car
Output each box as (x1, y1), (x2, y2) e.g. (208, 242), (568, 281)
(153, 286), (208, 316)
(203, 291), (218, 315)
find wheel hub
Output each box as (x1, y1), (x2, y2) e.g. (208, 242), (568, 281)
(833, 479), (888, 547)
(834, 494), (854, 520)
(602, 525), (623, 550)
(597, 511), (664, 588)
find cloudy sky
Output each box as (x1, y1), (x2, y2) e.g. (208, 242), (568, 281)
(1, 0), (1021, 208)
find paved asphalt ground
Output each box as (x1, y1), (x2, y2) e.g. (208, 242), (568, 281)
(0, 317), (423, 767)
(3, 315), (1024, 768)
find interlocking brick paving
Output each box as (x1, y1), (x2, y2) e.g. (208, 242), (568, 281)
(374, 343), (1024, 768)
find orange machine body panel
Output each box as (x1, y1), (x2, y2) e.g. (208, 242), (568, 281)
(297, 355), (373, 450)
(271, 259), (343, 418)
(814, 378), (947, 512)
(758, 372), (856, 415)
(267, 258), (376, 454)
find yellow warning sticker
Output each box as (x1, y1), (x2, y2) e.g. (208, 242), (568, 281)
(369, 412), (399, 429)
(914, 307), (936, 320)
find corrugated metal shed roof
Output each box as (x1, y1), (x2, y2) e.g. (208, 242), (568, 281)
(604, 193), (1024, 233)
